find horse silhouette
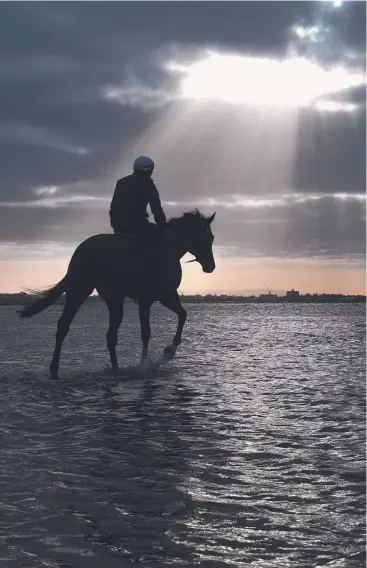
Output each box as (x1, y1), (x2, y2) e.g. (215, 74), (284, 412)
(19, 210), (216, 376)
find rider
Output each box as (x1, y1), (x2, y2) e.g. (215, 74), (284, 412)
(109, 156), (168, 241)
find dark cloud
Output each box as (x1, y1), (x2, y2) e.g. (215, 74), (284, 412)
(204, 197), (366, 259)
(0, 196), (364, 262)
(294, 107), (366, 193)
(0, 1), (365, 260)
(0, 2), (314, 57)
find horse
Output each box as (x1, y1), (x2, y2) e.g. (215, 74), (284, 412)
(19, 209), (216, 376)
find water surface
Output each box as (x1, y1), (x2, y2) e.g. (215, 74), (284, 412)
(0, 303), (365, 567)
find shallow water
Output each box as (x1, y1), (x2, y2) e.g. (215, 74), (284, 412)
(0, 303), (365, 567)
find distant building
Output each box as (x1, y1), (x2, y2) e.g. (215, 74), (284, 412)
(286, 289), (300, 301)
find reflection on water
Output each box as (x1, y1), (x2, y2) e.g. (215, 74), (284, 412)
(0, 303), (365, 567)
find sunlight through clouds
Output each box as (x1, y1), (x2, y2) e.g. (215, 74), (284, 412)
(323, 0), (344, 9)
(34, 185), (59, 197)
(166, 52), (365, 110)
(103, 49), (365, 114)
(314, 100), (358, 113)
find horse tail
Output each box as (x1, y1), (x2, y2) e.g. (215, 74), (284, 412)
(19, 276), (68, 318)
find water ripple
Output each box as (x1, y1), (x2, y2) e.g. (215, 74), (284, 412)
(0, 303), (365, 567)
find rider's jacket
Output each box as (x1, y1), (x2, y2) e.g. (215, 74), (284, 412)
(109, 172), (166, 233)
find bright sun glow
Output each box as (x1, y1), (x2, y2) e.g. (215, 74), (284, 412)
(166, 52), (365, 110)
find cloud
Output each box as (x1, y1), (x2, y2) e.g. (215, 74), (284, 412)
(207, 196), (366, 260)
(0, 122), (90, 155)
(288, 0), (366, 62)
(0, 2), (365, 264)
(103, 85), (172, 109)
(102, 48), (365, 113)
(0, 194), (364, 264)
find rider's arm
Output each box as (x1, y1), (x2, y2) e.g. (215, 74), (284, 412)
(109, 180), (124, 227)
(110, 180), (122, 211)
(149, 183), (167, 229)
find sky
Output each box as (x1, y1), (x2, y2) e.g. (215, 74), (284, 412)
(0, 1), (366, 295)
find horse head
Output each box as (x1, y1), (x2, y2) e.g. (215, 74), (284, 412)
(169, 209), (216, 273)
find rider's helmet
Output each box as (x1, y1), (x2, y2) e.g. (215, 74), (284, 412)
(133, 155), (154, 174)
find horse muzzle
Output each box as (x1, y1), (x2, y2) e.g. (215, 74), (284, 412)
(186, 255), (215, 273)
(202, 261), (215, 273)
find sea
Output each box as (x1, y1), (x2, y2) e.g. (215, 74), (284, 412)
(0, 302), (365, 568)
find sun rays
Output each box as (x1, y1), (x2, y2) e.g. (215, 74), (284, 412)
(104, 43), (365, 289)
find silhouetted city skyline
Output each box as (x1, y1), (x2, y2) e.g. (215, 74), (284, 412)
(1, 291), (365, 305)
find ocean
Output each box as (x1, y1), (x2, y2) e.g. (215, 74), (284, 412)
(0, 303), (365, 567)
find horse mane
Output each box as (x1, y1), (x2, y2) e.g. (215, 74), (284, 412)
(168, 209), (209, 227)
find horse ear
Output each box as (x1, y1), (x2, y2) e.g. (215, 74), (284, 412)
(208, 212), (216, 224)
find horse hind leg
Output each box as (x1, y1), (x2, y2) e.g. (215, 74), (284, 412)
(105, 299), (125, 370)
(50, 286), (93, 377)
(139, 302), (152, 363)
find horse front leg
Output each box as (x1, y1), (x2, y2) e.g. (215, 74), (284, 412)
(138, 302), (152, 363)
(159, 293), (187, 359)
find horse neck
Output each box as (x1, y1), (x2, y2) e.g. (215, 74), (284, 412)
(171, 235), (188, 260)
(169, 221), (189, 260)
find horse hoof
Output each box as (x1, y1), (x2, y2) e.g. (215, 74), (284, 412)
(49, 369), (58, 379)
(163, 345), (176, 359)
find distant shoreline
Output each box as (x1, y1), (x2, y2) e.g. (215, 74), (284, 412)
(0, 293), (365, 305)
